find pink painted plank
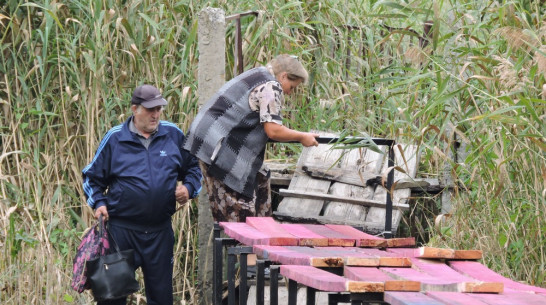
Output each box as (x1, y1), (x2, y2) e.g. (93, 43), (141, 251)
(299, 224), (356, 246)
(384, 291), (446, 305)
(325, 224), (387, 247)
(381, 267), (503, 293)
(353, 248), (412, 266)
(287, 246), (380, 266)
(219, 222), (272, 245)
(280, 265), (383, 293)
(245, 217), (299, 245)
(471, 291), (546, 305)
(411, 258), (478, 283)
(426, 291), (490, 305)
(345, 266), (421, 291)
(388, 247), (418, 258)
(252, 245), (290, 259)
(448, 261), (546, 294)
(279, 223), (329, 246)
(255, 245), (343, 267)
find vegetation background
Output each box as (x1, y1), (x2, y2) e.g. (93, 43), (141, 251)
(1, 0), (544, 303)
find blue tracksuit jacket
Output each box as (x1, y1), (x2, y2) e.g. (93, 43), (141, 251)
(82, 117), (202, 231)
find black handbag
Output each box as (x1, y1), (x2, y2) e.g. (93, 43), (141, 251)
(85, 221), (140, 301)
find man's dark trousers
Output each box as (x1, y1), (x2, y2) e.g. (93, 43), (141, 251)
(97, 223), (175, 305)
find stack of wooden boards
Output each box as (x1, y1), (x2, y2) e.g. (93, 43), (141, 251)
(220, 217), (546, 305)
(273, 141), (421, 235)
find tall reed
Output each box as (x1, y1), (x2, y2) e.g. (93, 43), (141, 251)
(0, 0), (544, 303)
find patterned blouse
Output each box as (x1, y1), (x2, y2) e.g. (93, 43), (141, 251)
(248, 68), (284, 126)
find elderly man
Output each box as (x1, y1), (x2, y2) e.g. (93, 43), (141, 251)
(82, 84), (202, 305)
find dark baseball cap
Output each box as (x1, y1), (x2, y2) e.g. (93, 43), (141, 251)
(131, 84), (168, 108)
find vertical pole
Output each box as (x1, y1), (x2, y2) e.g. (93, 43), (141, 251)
(256, 260), (265, 305)
(384, 142), (395, 239)
(236, 18), (243, 75)
(227, 251), (236, 305)
(307, 287), (316, 305)
(270, 266), (279, 305)
(213, 238), (223, 305)
(198, 7), (226, 305)
(288, 279), (298, 305)
(239, 253), (249, 305)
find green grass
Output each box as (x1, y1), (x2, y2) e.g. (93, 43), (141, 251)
(1, 0), (545, 303)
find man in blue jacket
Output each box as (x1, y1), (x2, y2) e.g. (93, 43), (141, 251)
(82, 84), (202, 305)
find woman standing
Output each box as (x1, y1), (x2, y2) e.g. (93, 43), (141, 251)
(184, 54), (319, 222)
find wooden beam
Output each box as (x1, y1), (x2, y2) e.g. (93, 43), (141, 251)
(279, 189), (410, 210)
(245, 217), (299, 245)
(426, 291), (490, 305)
(416, 247), (456, 259)
(448, 261), (546, 294)
(345, 267), (421, 291)
(255, 245), (344, 267)
(453, 249), (482, 260)
(381, 266), (503, 293)
(384, 292), (445, 305)
(279, 223), (329, 247)
(325, 224), (387, 247)
(280, 265), (384, 293)
(298, 224), (356, 247)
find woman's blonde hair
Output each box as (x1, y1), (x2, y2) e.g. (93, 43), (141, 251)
(267, 54), (309, 84)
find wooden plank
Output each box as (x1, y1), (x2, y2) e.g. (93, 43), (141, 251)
(325, 224), (387, 247)
(298, 224), (356, 247)
(279, 188), (410, 210)
(273, 212), (392, 235)
(416, 247), (456, 259)
(448, 261), (546, 294)
(317, 247), (411, 267)
(387, 247), (418, 258)
(410, 258), (503, 293)
(280, 265), (384, 293)
(303, 165), (432, 190)
(355, 248), (413, 267)
(276, 142), (341, 216)
(219, 222), (272, 246)
(453, 250), (482, 260)
(245, 217), (299, 245)
(279, 223), (329, 247)
(292, 246), (380, 267)
(323, 147), (384, 222)
(381, 267), (503, 293)
(464, 291), (546, 305)
(345, 266), (421, 291)
(384, 291), (446, 305)
(366, 144), (419, 228)
(425, 292), (490, 305)
(387, 237), (417, 248)
(255, 245), (344, 267)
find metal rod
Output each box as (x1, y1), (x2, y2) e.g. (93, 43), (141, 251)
(269, 136), (394, 146)
(307, 286), (316, 305)
(213, 238), (222, 305)
(227, 252), (236, 305)
(288, 279), (298, 305)
(256, 260), (265, 305)
(384, 143), (395, 238)
(270, 266), (279, 305)
(240, 253), (248, 305)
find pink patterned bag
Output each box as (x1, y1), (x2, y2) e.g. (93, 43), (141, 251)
(71, 216), (110, 293)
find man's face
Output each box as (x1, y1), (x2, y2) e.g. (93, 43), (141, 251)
(131, 105), (163, 136)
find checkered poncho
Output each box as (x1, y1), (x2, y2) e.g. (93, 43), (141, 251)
(184, 67), (276, 198)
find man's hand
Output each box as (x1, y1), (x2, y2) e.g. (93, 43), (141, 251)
(94, 205), (108, 220)
(175, 184), (190, 207)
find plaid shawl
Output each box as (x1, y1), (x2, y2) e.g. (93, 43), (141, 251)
(184, 67), (276, 198)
